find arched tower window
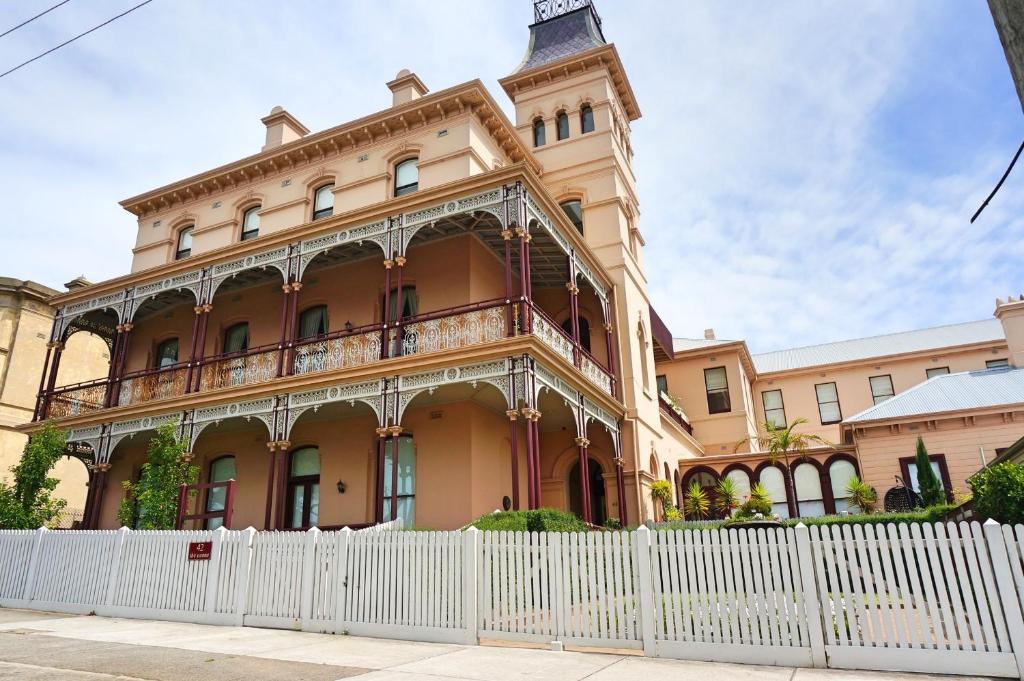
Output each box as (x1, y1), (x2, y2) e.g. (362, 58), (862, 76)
(175, 226), (193, 260)
(559, 199), (583, 234)
(313, 184), (334, 220)
(532, 118), (546, 147)
(394, 158), (419, 197)
(556, 111), (569, 140)
(241, 206), (261, 241)
(580, 104), (595, 134)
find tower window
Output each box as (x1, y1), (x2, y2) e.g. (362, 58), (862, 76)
(580, 104), (595, 134)
(556, 111), (569, 140)
(559, 200), (583, 234)
(532, 118), (546, 147)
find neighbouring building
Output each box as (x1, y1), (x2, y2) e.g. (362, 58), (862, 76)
(658, 296), (1024, 519)
(19, 1), (1024, 529)
(1, 277), (109, 524)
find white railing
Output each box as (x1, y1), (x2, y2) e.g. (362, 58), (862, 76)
(532, 313), (574, 364)
(0, 522), (1023, 679)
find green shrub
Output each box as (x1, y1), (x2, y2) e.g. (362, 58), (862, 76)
(471, 508), (586, 532)
(655, 519), (726, 531)
(782, 505), (954, 528)
(603, 517), (622, 530)
(970, 462), (1024, 524)
(682, 481), (709, 519)
(846, 475), (878, 513)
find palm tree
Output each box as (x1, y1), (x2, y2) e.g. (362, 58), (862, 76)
(753, 418), (831, 517)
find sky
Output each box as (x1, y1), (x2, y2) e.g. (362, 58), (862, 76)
(0, 0), (1021, 353)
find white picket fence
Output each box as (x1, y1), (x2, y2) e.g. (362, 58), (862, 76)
(0, 521), (1023, 678)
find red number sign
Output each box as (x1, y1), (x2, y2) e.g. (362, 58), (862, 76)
(188, 541), (212, 560)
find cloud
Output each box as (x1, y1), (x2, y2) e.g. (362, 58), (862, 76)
(0, 1), (1019, 353)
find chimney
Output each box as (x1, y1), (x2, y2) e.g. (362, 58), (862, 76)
(704, 328), (716, 340)
(995, 295), (1024, 368)
(64, 276), (92, 291)
(261, 106), (309, 151)
(387, 69), (428, 107)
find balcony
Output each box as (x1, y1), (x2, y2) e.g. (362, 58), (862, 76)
(37, 177), (618, 423)
(658, 391), (692, 435)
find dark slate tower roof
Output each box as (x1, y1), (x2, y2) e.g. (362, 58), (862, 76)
(515, 1), (607, 73)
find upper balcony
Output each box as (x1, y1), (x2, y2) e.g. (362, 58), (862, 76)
(35, 169), (618, 424)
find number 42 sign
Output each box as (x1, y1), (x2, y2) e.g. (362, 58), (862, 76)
(188, 541), (212, 560)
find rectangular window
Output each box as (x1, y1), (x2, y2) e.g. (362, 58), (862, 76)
(815, 382), (842, 424)
(869, 374), (895, 405)
(926, 366), (950, 379)
(899, 453), (951, 501)
(761, 389), (786, 428)
(704, 366), (731, 414)
(987, 358), (1009, 369)
(656, 374), (668, 395)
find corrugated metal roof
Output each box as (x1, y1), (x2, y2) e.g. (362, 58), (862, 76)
(844, 367), (1024, 423)
(672, 337), (740, 352)
(751, 319), (1005, 374)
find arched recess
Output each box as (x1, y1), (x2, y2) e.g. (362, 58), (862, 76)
(680, 465), (721, 519)
(721, 463), (754, 509)
(825, 453), (859, 514)
(792, 458), (826, 517)
(755, 460), (794, 519)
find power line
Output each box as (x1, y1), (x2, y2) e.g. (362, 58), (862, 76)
(0, 0), (73, 40)
(971, 138), (1024, 224)
(0, 0), (154, 80)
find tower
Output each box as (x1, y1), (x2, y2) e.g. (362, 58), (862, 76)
(502, 0), (665, 519)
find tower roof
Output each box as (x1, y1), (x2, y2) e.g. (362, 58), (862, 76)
(515, 1), (607, 73)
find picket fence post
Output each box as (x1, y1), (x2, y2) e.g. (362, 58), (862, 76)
(463, 527), (480, 644)
(983, 519), (1024, 680)
(633, 525), (657, 657)
(233, 527), (256, 625)
(793, 523), (827, 668)
(204, 527), (228, 614)
(300, 526), (321, 623)
(21, 526), (49, 602)
(334, 527), (353, 632)
(102, 527), (130, 607)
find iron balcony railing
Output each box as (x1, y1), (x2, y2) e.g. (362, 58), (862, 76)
(39, 299), (616, 420)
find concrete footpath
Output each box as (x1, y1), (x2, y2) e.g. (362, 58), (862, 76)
(0, 609), (998, 681)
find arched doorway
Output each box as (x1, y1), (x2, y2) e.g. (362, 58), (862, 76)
(569, 457), (606, 525)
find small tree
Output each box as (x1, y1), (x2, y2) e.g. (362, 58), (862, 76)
(714, 477), (738, 516)
(748, 418), (830, 515)
(914, 437), (944, 507)
(649, 479), (673, 520)
(117, 423), (197, 530)
(845, 475), (877, 514)
(0, 424), (68, 529)
(683, 481), (710, 519)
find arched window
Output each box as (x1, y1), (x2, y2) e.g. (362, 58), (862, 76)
(559, 199), (583, 234)
(759, 466), (790, 519)
(532, 117), (546, 147)
(241, 206), (260, 241)
(223, 322), (249, 353)
(580, 104), (595, 134)
(394, 159), (419, 197)
(683, 469), (718, 518)
(175, 226), (193, 260)
(287, 446), (320, 529)
(205, 455), (236, 529)
(556, 111), (569, 140)
(383, 435), (415, 526)
(829, 459), (858, 514)
(298, 305), (328, 339)
(153, 338), (179, 369)
(560, 315), (591, 353)
(794, 463), (825, 517)
(725, 468), (752, 510)
(312, 184), (334, 221)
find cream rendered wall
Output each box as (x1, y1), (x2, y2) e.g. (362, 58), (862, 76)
(0, 282), (109, 519)
(657, 348), (758, 456)
(131, 114), (508, 273)
(851, 412), (1024, 498)
(507, 66), (670, 521)
(751, 344), (1009, 444)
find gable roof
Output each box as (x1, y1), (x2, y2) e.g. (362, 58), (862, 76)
(752, 319), (1005, 374)
(844, 366), (1024, 424)
(673, 337), (740, 353)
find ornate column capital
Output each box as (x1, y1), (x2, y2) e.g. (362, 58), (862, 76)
(180, 452), (195, 463)
(395, 256), (407, 267)
(202, 303), (213, 313)
(281, 283), (293, 294)
(514, 226), (528, 239)
(383, 259), (395, 270)
(88, 462), (112, 472)
(521, 407), (542, 421)
(574, 437), (590, 448)
(603, 322), (613, 332)
(386, 425), (403, 436)
(565, 282), (579, 295)
(500, 229), (513, 241)
(46, 340), (64, 350)
(193, 306), (204, 315)
(291, 282), (303, 292)
(375, 427), (390, 438)
(505, 409), (519, 421)
(266, 441), (279, 452)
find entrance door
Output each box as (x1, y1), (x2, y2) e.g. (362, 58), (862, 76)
(569, 458), (607, 525)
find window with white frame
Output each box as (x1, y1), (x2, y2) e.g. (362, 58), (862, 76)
(761, 389), (786, 428)
(312, 184), (334, 220)
(241, 206), (260, 241)
(815, 382), (841, 424)
(704, 366), (731, 414)
(869, 374), (895, 405)
(926, 366), (950, 379)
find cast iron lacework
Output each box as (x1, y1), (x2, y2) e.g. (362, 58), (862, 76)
(534, 0), (601, 25)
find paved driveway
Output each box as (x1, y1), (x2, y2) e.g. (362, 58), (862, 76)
(0, 609), (999, 681)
